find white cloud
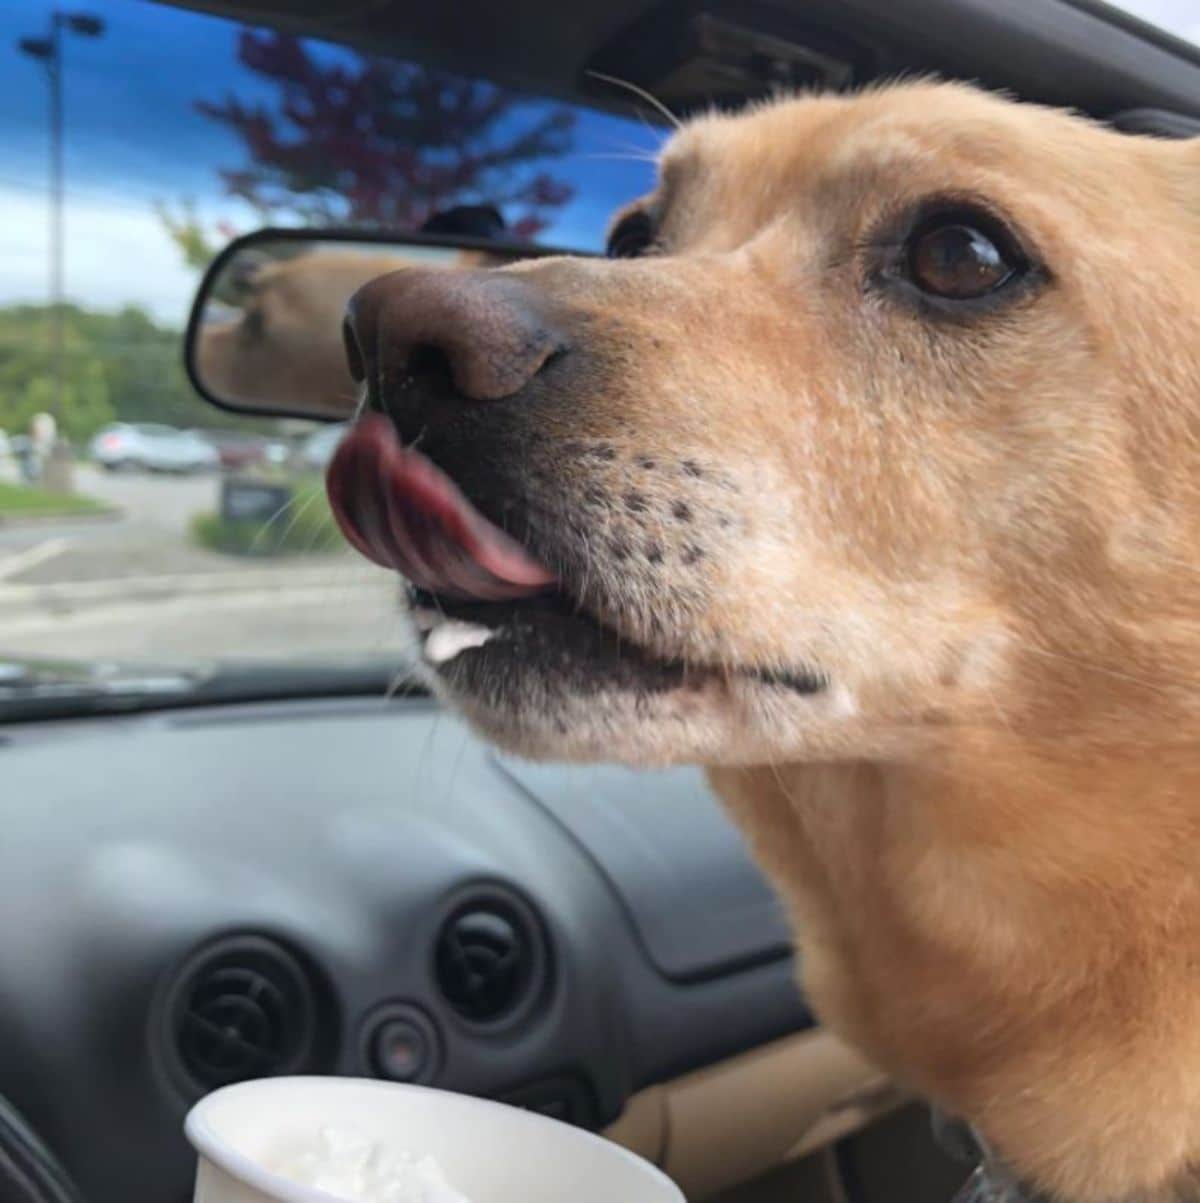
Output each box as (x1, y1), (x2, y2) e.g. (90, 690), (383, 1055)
(0, 182), (610, 331)
(0, 186), (212, 327)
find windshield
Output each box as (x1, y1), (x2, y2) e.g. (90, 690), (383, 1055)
(0, 0), (662, 711)
(1095, 1), (1199, 46)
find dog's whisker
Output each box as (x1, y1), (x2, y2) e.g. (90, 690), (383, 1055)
(271, 484), (325, 553)
(585, 69), (683, 131)
(573, 151), (661, 165)
(599, 133), (668, 159)
(766, 759), (805, 817)
(1020, 640), (1173, 696)
(385, 661), (422, 701)
(979, 675), (1015, 736)
(244, 493), (305, 556)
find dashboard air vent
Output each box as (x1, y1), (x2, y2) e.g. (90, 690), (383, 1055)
(162, 935), (327, 1095)
(434, 897), (544, 1024)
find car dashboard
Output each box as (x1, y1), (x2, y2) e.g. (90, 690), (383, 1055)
(0, 696), (894, 1202)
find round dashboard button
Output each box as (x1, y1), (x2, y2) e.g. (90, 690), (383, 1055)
(361, 1004), (440, 1083)
(373, 1020), (427, 1079)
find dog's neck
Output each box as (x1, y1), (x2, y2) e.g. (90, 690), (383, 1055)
(709, 749), (1200, 1203)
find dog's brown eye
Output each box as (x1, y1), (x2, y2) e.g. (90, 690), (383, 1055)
(905, 216), (1022, 300)
(607, 210), (656, 259)
(870, 200), (1042, 315)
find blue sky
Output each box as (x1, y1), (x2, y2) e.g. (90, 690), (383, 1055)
(3, 1), (1195, 328)
(0, 0), (664, 325)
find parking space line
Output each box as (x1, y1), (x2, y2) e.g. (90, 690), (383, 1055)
(0, 581), (404, 637)
(0, 561), (384, 607)
(0, 537), (74, 582)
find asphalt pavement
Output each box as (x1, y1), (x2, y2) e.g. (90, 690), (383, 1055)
(0, 464), (414, 667)
(79, 463), (217, 536)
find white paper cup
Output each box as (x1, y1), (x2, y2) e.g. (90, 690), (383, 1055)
(185, 1076), (685, 1203)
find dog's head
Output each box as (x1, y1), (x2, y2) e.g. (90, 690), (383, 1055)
(326, 83), (1200, 1202)
(329, 81), (1200, 770)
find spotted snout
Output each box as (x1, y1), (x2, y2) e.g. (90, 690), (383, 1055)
(337, 263), (759, 664)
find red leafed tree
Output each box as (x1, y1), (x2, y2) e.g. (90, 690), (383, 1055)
(194, 29), (578, 239)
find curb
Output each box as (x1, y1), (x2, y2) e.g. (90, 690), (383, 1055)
(0, 506), (122, 529)
(0, 564), (387, 617)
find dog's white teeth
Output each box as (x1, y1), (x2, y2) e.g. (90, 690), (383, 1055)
(423, 620), (495, 665)
(411, 607), (440, 633)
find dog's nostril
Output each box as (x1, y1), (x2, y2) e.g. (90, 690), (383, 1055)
(342, 316), (366, 384)
(405, 343), (455, 387)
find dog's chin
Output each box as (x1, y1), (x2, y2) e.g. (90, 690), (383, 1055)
(324, 417), (851, 763)
(405, 589), (857, 766)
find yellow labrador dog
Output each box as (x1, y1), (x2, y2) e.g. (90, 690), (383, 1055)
(327, 82), (1200, 1203)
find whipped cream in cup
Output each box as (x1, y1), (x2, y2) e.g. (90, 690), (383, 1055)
(185, 1076), (685, 1203)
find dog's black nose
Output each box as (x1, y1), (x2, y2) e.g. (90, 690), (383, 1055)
(343, 268), (568, 404)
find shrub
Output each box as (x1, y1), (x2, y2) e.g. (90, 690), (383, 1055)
(190, 478), (343, 557)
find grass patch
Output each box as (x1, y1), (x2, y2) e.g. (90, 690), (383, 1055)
(0, 480), (108, 518)
(190, 478), (343, 558)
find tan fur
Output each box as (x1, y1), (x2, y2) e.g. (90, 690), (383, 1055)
(363, 82), (1200, 1202)
(677, 87), (1200, 1203)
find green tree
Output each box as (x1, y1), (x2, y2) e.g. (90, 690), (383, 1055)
(12, 364), (114, 443)
(0, 302), (282, 443)
(157, 31), (577, 271)
(155, 199), (259, 273)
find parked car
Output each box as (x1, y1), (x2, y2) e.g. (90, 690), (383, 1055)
(203, 429), (290, 471)
(89, 422), (219, 473)
(299, 422), (348, 471)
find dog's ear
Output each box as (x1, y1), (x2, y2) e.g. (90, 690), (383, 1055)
(420, 204), (506, 240)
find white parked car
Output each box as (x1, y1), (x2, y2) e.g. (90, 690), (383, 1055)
(299, 423), (348, 471)
(89, 423), (220, 473)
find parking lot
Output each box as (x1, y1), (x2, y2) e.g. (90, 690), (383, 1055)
(0, 464), (414, 666)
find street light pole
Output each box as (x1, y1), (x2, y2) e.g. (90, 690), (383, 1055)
(48, 13), (64, 428)
(17, 9), (104, 471)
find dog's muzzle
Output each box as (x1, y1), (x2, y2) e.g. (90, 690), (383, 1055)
(328, 267), (575, 601)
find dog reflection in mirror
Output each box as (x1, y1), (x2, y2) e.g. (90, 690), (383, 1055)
(195, 205), (520, 417)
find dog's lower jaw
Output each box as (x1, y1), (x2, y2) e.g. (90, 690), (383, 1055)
(425, 668), (881, 769)
(708, 750), (1200, 1203)
(414, 623), (883, 768)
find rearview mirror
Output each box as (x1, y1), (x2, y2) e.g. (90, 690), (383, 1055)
(184, 227), (578, 422)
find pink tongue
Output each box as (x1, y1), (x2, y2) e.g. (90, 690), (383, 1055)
(326, 414), (556, 601)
